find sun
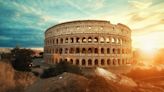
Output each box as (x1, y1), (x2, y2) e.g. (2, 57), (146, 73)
(139, 41), (156, 55)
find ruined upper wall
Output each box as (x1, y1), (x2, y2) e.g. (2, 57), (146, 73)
(45, 20), (131, 38)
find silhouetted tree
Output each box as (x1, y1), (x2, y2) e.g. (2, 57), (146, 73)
(11, 47), (34, 71)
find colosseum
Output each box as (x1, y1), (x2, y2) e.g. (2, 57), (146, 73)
(44, 20), (132, 71)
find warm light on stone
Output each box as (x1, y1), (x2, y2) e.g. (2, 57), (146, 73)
(44, 20), (132, 68)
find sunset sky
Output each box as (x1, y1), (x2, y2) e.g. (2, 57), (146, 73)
(0, 0), (163, 49)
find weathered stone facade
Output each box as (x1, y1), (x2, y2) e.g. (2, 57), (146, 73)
(44, 20), (132, 68)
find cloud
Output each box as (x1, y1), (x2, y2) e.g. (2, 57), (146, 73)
(128, 0), (152, 9)
(0, 0), (163, 48)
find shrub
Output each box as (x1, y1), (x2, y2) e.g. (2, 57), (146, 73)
(41, 61), (82, 78)
(11, 47), (34, 71)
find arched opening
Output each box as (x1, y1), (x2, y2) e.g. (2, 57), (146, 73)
(101, 48), (104, 54)
(82, 59), (86, 65)
(70, 48), (74, 54)
(94, 37), (98, 43)
(101, 59), (105, 65)
(100, 37), (105, 43)
(76, 48), (80, 53)
(65, 38), (68, 43)
(88, 37), (92, 43)
(95, 59), (98, 65)
(75, 59), (79, 65)
(60, 38), (63, 44)
(118, 59), (120, 65)
(70, 59), (73, 64)
(56, 39), (58, 44)
(76, 37), (80, 43)
(94, 48), (98, 54)
(111, 37), (114, 43)
(118, 48), (120, 54)
(113, 48), (115, 54)
(107, 59), (110, 65)
(82, 48), (86, 53)
(122, 59), (125, 64)
(70, 38), (74, 43)
(106, 38), (110, 43)
(113, 59), (116, 65)
(82, 37), (87, 43)
(122, 49), (124, 54)
(88, 59), (92, 66)
(88, 48), (92, 54)
(107, 48), (110, 54)
(65, 48), (68, 54)
(55, 48), (58, 53)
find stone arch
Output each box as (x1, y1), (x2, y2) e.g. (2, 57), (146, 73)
(53, 39), (55, 45)
(94, 48), (98, 54)
(107, 59), (111, 65)
(65, 38), (68, 43)
(106, 37), (110, 43)
(76, 37), (80, 43)
(82, 59), (86, 65)
(100, 37), (105, 43)
(94, 37), (98, 43)
(101, 59), (105, 65)
(107, 48), (110, 54)
(101, 48), (104, 54)
(82, 48), (86, 53)
(60, 38), (63, 44)
(88, 48), (92, 54)
(56, 39), (58, 44)
(116, 38), (119, 44)
(55, 48), (58, 53)
(88, 59), (92, 66)
(95, 59), (98, 65)
(112, 48), (115, 54)
(75, 59), (79, 65)
(76, 48), (80, 53)
(122, 59), (125, 64)
(111, 37), (115, 43)
(118, 48), (120, 54)
(122, 49), (124, 54)
(70, 59), (73, 64)
(70, 37), (74, 43)
(70, 48), (74, 54)
(113, 59), (116, 65)
(88, 37), (92, 43)
(65, 48), (68, 54)
(118, 59), (121, 65)
(82, 37), (87, 43)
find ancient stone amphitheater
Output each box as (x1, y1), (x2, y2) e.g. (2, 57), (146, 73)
(44, 20), (132, 70)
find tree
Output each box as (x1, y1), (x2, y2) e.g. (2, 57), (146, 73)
(11, 47), (34, 71)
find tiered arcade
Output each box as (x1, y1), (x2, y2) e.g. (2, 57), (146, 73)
(44, 20), (132, 68)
